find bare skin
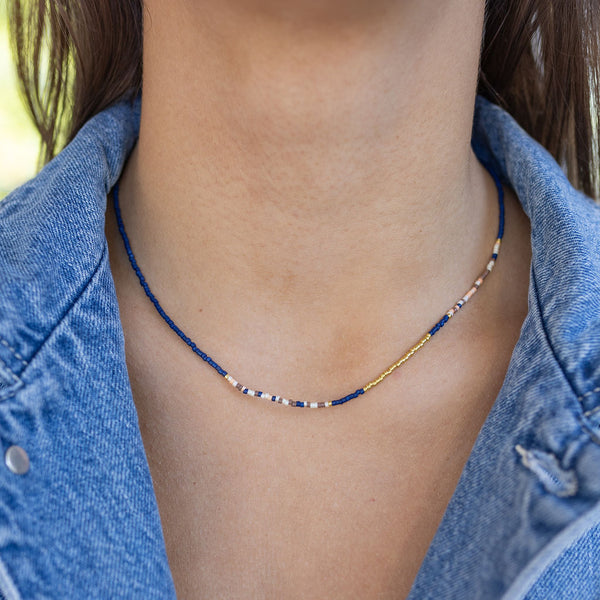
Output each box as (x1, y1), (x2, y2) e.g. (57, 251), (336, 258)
(105, 1), (533, 597)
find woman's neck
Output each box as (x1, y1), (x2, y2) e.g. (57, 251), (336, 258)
(116, 0), (497, 384)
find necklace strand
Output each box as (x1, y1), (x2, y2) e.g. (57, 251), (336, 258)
(113, 162), (504, 408)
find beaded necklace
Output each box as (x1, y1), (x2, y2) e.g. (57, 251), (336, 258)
(113, 162), (504, 408)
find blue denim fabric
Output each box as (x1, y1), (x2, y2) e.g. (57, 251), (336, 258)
(0, 95), (599, 599)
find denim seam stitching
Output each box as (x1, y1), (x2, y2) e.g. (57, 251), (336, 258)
(582, 400), (600, 419)
(583, 406), (600, 418)
(0, 358), (20, 387)
(16, 243), (108, 380)
(0, 339), (28, 368)
(578, 386), (600, 402)
(0, 356), (21, 402)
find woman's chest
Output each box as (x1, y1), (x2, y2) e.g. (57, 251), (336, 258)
(128, 346), (500, 600)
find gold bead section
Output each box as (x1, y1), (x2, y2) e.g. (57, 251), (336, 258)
(363, 333), (432, 392)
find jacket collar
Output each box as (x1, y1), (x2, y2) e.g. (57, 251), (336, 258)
(0, 97), (141, 381)
(472, 95), (600, 405)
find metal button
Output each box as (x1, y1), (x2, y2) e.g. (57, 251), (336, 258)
(5, 445), (29, 475)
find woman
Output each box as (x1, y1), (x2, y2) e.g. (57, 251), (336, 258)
(1, 1), (600, 598)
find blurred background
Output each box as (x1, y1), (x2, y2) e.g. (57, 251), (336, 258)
(0, 6), (39, 199)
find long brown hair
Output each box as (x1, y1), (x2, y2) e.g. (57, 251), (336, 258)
(8, 1), (600, 200)
(8, 0), (143, 163)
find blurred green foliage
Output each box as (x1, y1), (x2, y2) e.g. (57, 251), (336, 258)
(0, 6), (40, 199)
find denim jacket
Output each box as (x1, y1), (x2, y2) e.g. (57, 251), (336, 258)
(0, 96), (599, 599)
